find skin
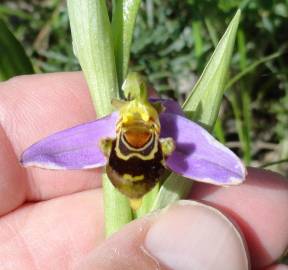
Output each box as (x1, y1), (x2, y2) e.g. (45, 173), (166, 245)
(0, 72), (287, 270)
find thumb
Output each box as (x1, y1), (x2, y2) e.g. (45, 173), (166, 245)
(75, 201), (249, 270)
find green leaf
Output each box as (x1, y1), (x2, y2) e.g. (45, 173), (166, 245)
(0, 5), (32, 20)
(67, 0), (131, 237)
(213, 118), (226, 143)
(192, 20), (204, 58)
(152, 10), (241, 212)
(112, 0), (141, 88)
(0, 19), (34, 81)
(67, 0), (119, 117)
(224, 50), (282, 91)
(183, 10), (241, 130)
(204, 18), (219, 47)
(241, 87), (252, 165)
(232, 29), (252, 165)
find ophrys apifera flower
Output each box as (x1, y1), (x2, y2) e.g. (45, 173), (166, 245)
(21, 73), (246, 200)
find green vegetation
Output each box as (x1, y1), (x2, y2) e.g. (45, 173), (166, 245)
(0, 0), (287, 176)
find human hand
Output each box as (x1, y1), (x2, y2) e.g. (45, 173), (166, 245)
(0, 73), (287, 270)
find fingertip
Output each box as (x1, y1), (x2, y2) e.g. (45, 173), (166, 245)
(145, 201), (249, 270)
(77, 201), (249, 270)
(0, 125), (27, 216)
(0, 72), (102, 201)
(264, 264), (288, 270)
(190, 167), (288, 269)
(0, 72), (94, 155)
(0, 189), (105, 269)
(75, 215), (158, 270)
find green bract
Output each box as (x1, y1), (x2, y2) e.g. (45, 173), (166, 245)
(151, 10), (241, 213)
(67, 0), (118, 117)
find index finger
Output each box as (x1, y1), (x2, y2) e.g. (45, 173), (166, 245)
(0, 72), (102, 216)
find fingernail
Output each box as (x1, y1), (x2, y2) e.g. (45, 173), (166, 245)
(144, 201), (249, 270)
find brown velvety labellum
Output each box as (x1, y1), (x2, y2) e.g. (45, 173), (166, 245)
(106, 138), (165, 198)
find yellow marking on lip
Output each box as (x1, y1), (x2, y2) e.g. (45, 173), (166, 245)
(123, 173), (144, 182)
(115, 132), (158, 160)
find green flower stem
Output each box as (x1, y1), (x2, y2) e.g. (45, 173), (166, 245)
(112, 0), (141, 88)
(152, 10), (241, 211)
(103, 175), (132, 236)
(135, 183), (159, 218)
(67, 0), (132, 237)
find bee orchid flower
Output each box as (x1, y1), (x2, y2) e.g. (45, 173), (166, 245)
(21, 74), (246, 200)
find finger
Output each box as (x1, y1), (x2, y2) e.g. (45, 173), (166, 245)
(0, 189), (104, 269)
(190, 167), (288, 269)
(0, 125), (27, 216)
(263, 265), (288, 270)
(0, 72), (101, 215)
(76, 201), (249, 270)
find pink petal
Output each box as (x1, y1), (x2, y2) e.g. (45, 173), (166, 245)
(160, 113), (246, 185)
(21, 112), (118, 169)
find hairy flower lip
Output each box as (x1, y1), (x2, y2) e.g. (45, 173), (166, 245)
(21, 99), (246, 186)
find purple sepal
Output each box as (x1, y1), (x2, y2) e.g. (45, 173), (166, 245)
(160, 113), (246, 185)
(21, 112), (119, 170)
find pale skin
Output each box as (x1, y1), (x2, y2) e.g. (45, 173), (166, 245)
(0, 72), (287, 270)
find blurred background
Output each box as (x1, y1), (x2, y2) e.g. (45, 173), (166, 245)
(0, 0), (287, 176)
